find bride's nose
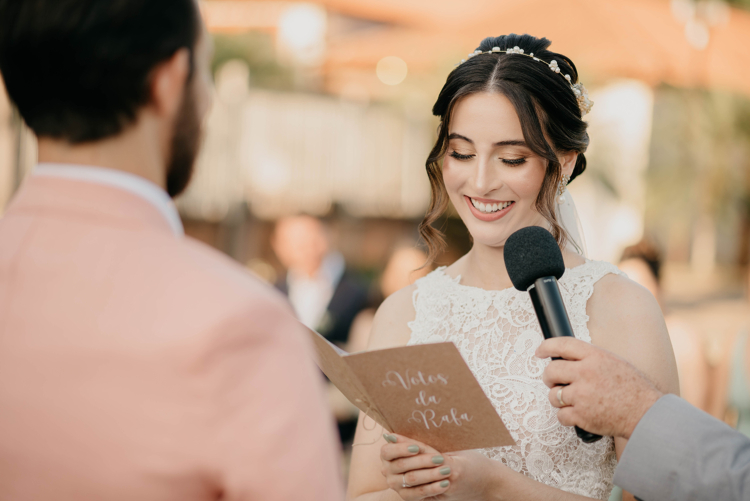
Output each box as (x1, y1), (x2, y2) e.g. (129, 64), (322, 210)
(470, 158), (503, 195)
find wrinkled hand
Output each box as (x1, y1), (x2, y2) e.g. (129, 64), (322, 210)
(536, 337), (663, 439)
(380, 434), (501, 501)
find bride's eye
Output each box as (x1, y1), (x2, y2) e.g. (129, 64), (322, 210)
(501, 158), (527, 166)
(449, 151), (474, 161)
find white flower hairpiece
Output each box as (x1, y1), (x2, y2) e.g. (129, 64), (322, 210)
(459, 46), (593, 116)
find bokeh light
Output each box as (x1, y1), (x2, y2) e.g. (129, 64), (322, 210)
(376, 56), (408, 86)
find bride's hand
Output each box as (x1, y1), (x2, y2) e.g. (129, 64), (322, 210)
(380, 434), (501, 501)
(380, 433), (449, 500)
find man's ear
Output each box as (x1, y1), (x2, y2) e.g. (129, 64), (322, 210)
(559, 150), (578, 178)
(150, 48), (190, 118)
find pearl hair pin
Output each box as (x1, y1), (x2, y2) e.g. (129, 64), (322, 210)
(458, 46), (594, 116)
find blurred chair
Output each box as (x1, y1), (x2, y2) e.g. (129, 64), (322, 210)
(618, 240), (710, 411)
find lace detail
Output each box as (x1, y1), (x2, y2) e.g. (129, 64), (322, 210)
(407, 260), (623, 500)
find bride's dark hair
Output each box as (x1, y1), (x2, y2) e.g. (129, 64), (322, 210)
(420, 34), (589, 264)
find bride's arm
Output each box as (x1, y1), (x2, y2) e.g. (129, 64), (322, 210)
(586, 274), (681, 501)
(347, 285), (417, 501)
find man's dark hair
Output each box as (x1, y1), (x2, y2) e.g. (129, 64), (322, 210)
(0, 0), (200, 143)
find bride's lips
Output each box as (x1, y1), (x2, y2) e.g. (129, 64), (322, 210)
(464, 196), (515, 222)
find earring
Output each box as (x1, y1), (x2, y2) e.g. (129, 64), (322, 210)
(557, 174), (570, 204)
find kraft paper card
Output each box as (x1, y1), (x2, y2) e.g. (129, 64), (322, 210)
(308, 328), (516, 452)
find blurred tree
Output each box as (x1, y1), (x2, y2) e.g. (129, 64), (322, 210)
(726, 0), (750, 10)
(211, 32), (295, 90)
(644, 87), (750, 265)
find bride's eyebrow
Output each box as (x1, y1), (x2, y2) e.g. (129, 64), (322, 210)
(448, 133), (527, 148)
(448, 133), (473, 143)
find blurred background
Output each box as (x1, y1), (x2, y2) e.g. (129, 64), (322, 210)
(2, 0), (750, 482)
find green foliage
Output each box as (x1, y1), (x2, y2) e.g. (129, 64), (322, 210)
(211, 32), (295, 90)
(645, 86), (750, 261)
(726, 0), (750, 10)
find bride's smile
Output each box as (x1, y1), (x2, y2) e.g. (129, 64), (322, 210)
(465, 196), (515, 221)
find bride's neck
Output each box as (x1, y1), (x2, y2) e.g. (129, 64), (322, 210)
(455, 244), (514, 291)
(453, 242), (587, 291)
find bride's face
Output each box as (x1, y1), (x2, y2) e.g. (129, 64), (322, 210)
(442, 91), (548, 249)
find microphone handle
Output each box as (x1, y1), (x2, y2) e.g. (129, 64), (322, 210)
(529, 277), (603, 444)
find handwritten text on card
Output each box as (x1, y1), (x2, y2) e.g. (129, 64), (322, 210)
(381, 369), (474, 431)
(382, 369), (448, 390)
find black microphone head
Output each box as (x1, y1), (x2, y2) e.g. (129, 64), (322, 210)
(504, 226), (565, 291)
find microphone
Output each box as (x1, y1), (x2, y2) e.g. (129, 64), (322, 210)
(504, 226), (603, 444)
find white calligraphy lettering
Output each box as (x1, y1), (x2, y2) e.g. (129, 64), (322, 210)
(414, 390), (441, 406)
(382, 369), (449, 390)
(407, 408), (473, 429)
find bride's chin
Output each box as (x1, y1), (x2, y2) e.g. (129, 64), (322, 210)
(475, 239), (511, 250)
(466, 230), (514, 250)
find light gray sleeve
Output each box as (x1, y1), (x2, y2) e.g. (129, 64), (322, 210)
(613, 394), (750, 501)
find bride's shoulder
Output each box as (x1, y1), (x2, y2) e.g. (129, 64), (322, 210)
(367, 283), (419, 351)
(587, 269), (662, 329)
(585, 267), (679, 394)
(588, 266), (655, 308)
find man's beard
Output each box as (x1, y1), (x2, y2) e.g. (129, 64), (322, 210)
(165, 82), (202, 198)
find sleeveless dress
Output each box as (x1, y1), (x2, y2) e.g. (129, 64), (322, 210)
(407, 260), (622, 500)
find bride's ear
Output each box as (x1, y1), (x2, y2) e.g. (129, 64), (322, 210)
(558, 151), (578, 178)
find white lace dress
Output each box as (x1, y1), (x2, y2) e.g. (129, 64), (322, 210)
(407, 260), (623, 500)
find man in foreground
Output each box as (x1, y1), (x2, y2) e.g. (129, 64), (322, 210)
(537, 337), (750, 501)
(0, 1), (342, 499)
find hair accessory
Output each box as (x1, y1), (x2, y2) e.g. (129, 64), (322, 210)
(458, 46), (593, 116)
(557, 173), (570, 204)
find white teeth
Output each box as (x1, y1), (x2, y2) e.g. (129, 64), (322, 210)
(470, 198), (513, 214)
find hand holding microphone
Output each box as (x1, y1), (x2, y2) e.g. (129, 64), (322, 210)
(504, 226), (603, 443)
(535, 337), (663, 440)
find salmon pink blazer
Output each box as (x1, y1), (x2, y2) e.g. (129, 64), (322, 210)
(0, 173), (343, 500)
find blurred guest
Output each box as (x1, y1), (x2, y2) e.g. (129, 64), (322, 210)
(272, 214), (369, 445)
(0, 1), (342, 500)
(708, 268), (750, 435)
(272, 215), (369, 346)
(618, 240), (710, 410)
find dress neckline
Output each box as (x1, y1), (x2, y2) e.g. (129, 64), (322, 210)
(434, 259), (593, 295)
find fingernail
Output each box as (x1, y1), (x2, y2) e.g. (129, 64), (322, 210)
(383, 434), (397, 443)
(431, 455), (444, 464)
(439, 466), (451, 475)
(407, 445), (420, 453)
(440, 480), (450, 488)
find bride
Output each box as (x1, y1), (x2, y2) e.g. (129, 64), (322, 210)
(347, 34), (679, 501)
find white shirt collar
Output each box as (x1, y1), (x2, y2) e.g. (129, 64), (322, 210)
(286, 252), (346, 330)
(33, 163), (184, 237)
